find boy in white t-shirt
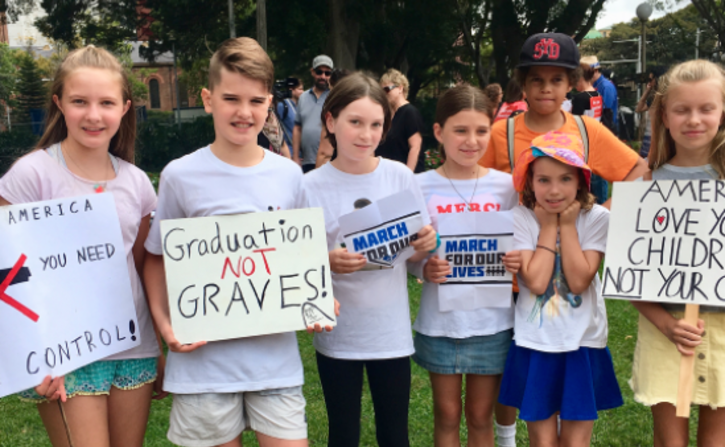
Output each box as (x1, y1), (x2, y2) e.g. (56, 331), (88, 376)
(144, 38), (312, 447)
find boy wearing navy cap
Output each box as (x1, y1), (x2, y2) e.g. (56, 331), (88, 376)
(479, 32), (646, 447)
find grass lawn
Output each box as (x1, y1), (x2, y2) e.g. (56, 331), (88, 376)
(0, 276), (704, 446)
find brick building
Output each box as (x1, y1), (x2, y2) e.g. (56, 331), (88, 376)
(130, 42), (198, 112)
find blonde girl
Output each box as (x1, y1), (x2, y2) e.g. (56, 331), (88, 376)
(631, 59), (725, 447)
(411, 84), (519, 447)
(0, 46), (164, 447)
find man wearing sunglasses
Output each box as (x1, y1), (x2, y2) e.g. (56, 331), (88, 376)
(293, 54), (334, 173)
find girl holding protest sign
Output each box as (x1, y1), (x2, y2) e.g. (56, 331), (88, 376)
(630, 60), (725, 447)
(498, 131), (623, 446)
(303, 72), (436, 446)
(0, 46), (163, 447)
(410, 84), (519, 447)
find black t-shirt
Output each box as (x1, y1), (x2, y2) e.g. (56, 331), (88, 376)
(571, 91), (600, 116)
(376, 103), (425, 172)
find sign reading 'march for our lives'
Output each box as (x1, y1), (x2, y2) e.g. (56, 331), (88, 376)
(603, 179), (725, 309)
(160, 208), (335, 344)
(0, 194), (140, 398)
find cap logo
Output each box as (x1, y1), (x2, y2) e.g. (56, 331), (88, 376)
(533, 38), (560, 60)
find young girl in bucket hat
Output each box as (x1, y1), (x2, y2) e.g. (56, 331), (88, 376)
(498, 131), (623, 446)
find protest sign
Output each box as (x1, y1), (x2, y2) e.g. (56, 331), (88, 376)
(437, 212), (514, 311)
(339, 190), (425, 268)
(160, 208), (335, 344)
(0, 194), (140, 398)
(602, 180), (725, 308)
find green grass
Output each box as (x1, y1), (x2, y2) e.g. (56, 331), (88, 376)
(0, 277), (705, 446)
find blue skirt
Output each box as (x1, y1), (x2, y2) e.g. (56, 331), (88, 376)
(498, 343), (623, 422)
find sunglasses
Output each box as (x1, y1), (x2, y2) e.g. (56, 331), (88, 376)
(383, 85), (398, 93)
(315, 69), (332, 77)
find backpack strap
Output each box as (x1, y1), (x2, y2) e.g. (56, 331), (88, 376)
(572, 114), (589, 163)
(507, 116), (516, 172)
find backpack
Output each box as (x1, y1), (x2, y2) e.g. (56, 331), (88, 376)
(506, 114), (589, 171)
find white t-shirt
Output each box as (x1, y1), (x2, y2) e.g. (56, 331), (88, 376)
(512, 204), (609, 353)
(0, 145), (160, 360)
(303, 158), (430, 360)
(145, 146), (305, 393)
(413, 169), (518, 338)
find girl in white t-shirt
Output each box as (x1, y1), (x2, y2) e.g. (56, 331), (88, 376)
(411, 85), (519, 447)
(303, 73), (436, 446)
(498, 131), (622, 446)
(0, 46), (163, 446)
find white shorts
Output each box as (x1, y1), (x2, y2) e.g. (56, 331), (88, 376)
(167, 386), (307, 447)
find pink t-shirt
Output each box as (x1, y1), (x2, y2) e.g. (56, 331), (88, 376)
(0, 144), (160, 360)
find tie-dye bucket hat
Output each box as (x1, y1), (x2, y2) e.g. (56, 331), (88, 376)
(512, 131), (592, 192)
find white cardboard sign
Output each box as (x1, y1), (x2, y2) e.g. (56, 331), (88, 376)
(160, 208), (335, 344)
(436, 212), (514, 311)
(603, 180), (725, 307)
(339, 190), (425, 268)
(0, 194), (140, 398)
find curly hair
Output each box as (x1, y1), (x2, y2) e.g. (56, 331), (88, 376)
(380, 68), (410, 98)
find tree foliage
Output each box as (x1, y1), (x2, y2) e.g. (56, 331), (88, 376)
(35, 0), (138, 51)
(0, 43), (18, 105)
(16, 52), (46, 119)
(580, 4), (717, 82)
(29, 0), (607, 100)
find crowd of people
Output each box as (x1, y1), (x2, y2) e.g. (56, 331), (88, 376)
(1, 30), (724, 447)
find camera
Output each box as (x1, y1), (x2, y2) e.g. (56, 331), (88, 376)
(273, 79), (291, 101)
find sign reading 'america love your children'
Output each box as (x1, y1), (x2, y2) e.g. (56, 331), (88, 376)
(0, 194), (140, 398)
(160, 208), (336, 344)
(437, 211), (514, 311)
(603, 180), (725, 308)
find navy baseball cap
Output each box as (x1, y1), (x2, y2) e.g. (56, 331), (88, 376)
(518, 33), (580, 70)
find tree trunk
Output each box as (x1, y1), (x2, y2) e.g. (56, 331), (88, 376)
(257, 0), (267, 50)
(327, 0), (359, 69)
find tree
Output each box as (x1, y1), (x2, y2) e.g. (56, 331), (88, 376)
(16, 52), (46, 122)
(34, 0), (139, 51)
(580, 4), (717, 82)
(690, 0), (725, 51)
(0, 43), (18, 105)
(489, 0), (605, 84)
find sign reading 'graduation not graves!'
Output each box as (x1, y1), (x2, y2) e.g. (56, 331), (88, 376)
(436, 212), (514, 311)
(339, 190), (425, 268)
(160, 208), (335, 344)
(0, 194), (140, 398)
(603, 180), (725, 307)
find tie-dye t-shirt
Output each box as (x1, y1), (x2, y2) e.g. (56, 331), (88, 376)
(512, 204), (610, 353)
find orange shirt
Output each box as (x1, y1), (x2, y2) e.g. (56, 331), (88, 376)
(480, 112), (639, 181)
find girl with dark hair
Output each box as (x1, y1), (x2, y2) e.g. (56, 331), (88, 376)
(411, 84), (520, 447)
(303, 72), (437, 446)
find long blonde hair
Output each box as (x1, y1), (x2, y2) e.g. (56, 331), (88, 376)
(36, 45), (136, 163)
(649, 60), (725, 178)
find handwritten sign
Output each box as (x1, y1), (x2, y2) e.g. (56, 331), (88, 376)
(603, 180), (725, 307)
(437, 212), (514, 311)
(340, 190), (425, 268)
(0, 194), (140, 398)
(160, 208), (335, 344)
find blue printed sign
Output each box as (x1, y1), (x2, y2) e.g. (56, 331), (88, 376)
(340, 190), (425, 268)
(437, 212), (514, 311)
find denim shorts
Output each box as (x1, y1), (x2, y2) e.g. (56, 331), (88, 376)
(413, 329), (513, 375)
(19, 357), (157, 402)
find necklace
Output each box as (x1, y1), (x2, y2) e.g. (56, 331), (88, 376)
(61, 142), (112, 193)
(442, 163), (480, 211)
